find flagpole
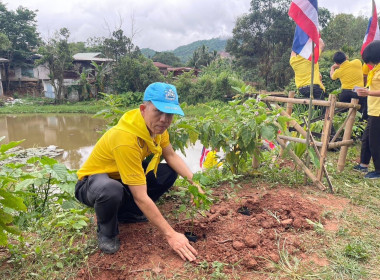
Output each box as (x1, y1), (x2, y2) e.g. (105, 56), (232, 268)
(304, 41), (315, 180)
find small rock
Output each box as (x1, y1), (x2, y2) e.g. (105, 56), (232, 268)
(232, 241), (245, 251)
(281, 218), (293, 226)
(244, 258), (258, 269)
(243, 234), (260, 248)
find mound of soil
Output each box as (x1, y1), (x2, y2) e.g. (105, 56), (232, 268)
(76, 186), (326, 280)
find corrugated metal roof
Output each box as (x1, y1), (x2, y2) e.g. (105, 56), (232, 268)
(73, 53), (113, 62)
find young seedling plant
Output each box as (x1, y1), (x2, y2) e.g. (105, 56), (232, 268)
(175, 173), (213, 242)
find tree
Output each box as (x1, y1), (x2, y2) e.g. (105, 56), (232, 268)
(0, 3), (40, 67)
(226, 0), (294, 90)
(0, 32), (11, 51)
(36, 28), (73, 103)
(102, 29), (140, 62)
(187, 45), (218, 68)
(322, 14), (368, 52)
(152, 52), (182, 67)
(111, 54), (164, 93)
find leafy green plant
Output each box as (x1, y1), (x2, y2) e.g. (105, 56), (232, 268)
(0, 137), (27, 245)
(195, 89), (288, 174)
(14, 156), (78, 226)
(174, 174), (213, 233)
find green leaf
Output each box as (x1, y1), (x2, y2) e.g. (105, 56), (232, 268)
(308, 147), (320, 168)
(260, 126), (276, 140)
(15, 178), (35, 191)
(241, 128), (252, 147)
(0, 189), (27, 211)
(0, 140), (25, 153)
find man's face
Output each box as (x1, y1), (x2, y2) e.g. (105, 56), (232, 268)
(140, 102), (174, 136)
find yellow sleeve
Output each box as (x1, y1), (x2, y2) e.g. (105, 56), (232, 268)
(331, 68), (341, 80)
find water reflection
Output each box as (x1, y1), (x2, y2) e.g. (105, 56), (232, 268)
(0, 114), (207, 172)
(0, 114), (106, 169)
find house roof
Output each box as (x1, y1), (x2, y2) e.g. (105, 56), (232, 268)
(153, 62), (171, 68)
(0, 57), (9, 63)
(73, 53), (113, 62)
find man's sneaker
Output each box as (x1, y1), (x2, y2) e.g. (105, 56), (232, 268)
(364, 171), (380, 179)
(98, 233), (120, 254)
(118, 212), (148, 224)
(353, 164), (368, 173)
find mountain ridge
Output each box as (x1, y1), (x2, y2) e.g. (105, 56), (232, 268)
(141, 37), (228, 63)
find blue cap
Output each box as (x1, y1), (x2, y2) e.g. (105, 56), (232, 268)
(143, 82), (184, 116)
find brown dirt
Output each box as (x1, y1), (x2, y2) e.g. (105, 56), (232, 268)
(76, 184), (348, 280)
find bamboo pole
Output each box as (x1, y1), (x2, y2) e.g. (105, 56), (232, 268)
(337, 98), (359, 172)
(276, 136), (326, 191)
(280, 91), (296, 157)
(330, 108), (355, 143)
(278, 135), (353, 148)
(309, 130), (334, 193)
(276, 104), (308, 138)
(262, 96), (361, 109)
(317, 95), (337, 180)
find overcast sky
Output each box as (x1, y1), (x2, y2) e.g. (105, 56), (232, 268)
(4, 0), (373, 51)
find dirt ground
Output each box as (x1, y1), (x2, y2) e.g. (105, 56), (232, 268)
(76, 183), (349, 280)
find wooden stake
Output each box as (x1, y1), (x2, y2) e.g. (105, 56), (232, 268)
(317, 95), (336, 180)
(276, 136), (326, 191)
(337, 98), (359, 172)
(280, 91), (296, 157)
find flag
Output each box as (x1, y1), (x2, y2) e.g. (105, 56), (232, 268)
(289, 0), (320, 63)
(199, 146), (209, 168)
(361, 0), (380, 54)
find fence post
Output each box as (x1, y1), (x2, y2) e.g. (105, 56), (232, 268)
(337, 98), (358, 172)
(317, 94), (336, 180)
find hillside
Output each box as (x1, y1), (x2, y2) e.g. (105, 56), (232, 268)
(141, 37), (228, 63)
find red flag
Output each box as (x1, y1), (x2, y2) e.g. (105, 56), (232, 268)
(361, 0), (380, 54)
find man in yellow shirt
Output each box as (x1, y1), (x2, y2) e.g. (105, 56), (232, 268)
(290, 38), (325, 100)
(75, 82), (200, 260)
(330, 51), (367, 119)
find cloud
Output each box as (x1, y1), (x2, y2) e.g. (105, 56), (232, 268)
(6, 0), (372, 51)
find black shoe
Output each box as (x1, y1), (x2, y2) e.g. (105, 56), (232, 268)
(118, 212), (148, 224)
(353, 164), (368, 173)
(98, 233), (120, 254)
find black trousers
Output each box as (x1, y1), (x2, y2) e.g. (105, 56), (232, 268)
(360, 115), (380, 172)
(339, 89), (368, 120)
(75, 162), (178, 238)
(298, 84), (325, 100)
(298, 84), (326, 116)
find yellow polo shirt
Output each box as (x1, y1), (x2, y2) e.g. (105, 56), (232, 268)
(368, 69), (380, 117)
(77, 111), (170, 185)
(363, 64), (370, 76)
(331, 59), (364, 89)
(290, 55), (325, 91)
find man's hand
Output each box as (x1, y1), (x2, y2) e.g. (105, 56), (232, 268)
(166, 231), (198, 261)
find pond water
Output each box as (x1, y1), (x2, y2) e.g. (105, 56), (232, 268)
(0, 114), (206, 172)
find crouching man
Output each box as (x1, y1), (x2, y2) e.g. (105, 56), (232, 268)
(75, 82), (199, 261)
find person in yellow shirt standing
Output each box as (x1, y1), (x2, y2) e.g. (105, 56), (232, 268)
(290, 38), (325, 100)
(330, 51), (367, 120)
(75, 82), (201, 259)
(355, 41), (380, 179)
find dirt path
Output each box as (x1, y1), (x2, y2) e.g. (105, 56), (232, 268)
(76, 183), (349, 280)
